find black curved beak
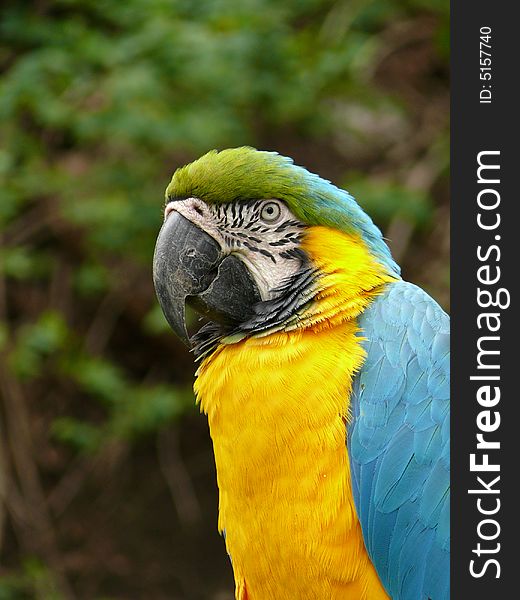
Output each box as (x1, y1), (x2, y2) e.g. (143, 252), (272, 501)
(152, 212), (261, 346)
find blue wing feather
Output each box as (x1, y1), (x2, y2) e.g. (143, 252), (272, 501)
(348, 281), (450, 599)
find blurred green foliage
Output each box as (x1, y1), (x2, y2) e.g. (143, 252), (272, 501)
(0, 0), (448, 598)
(0, 558), (62, 600)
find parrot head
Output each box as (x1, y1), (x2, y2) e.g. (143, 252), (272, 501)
(153, 147), (400, 356)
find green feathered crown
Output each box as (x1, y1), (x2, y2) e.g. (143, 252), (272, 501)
(166, 147), (399, 276)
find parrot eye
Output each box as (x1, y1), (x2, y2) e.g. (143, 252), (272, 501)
(260, 201), (282, 224)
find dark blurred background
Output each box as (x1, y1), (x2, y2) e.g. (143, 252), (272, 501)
(0, 1), (449, 598)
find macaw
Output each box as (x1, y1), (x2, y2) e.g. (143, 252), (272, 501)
(152, 147), (449, 600)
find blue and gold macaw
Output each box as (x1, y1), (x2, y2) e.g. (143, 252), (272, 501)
(153, 147), (450, 599)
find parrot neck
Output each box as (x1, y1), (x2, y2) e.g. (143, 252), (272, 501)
(216, 225), (397, 345)
(194, 229), (394, 599)
(296, 225), (398, 331)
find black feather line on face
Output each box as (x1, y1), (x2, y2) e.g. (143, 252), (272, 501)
(268, 238), (292, 247)
(279, 247), (307, 260)
(243, 242), (276, 263)
(237, 266), (317, 334)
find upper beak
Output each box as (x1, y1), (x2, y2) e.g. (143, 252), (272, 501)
(152, 211), (261, 346)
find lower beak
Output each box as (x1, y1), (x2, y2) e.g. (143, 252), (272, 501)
(152, 212), (261, 346)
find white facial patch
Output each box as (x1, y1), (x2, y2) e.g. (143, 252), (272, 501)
(165, 197), (306, 300)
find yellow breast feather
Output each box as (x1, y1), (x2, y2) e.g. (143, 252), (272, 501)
(195, 226), (396, 600)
